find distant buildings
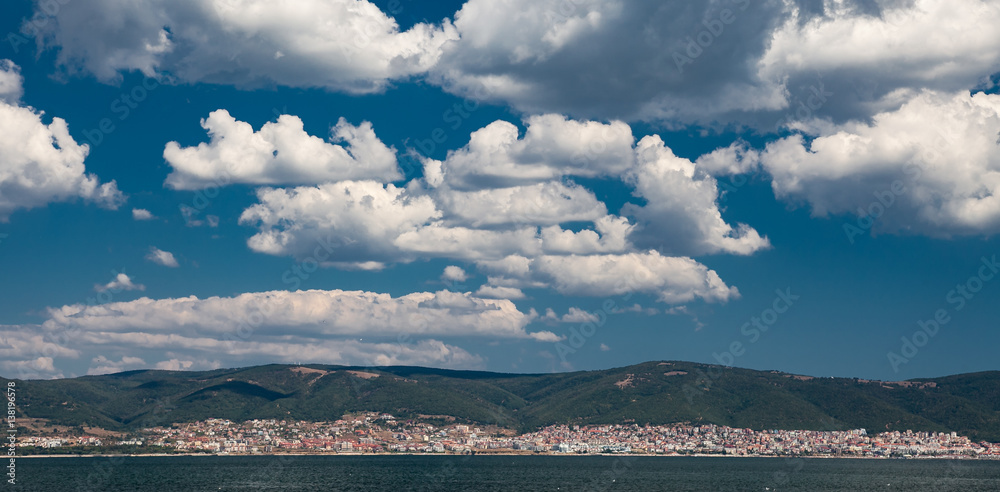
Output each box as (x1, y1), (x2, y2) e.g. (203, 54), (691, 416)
(16, 413), (1000, 458)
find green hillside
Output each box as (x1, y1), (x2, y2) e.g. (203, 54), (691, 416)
(6, 361), (1000, 441)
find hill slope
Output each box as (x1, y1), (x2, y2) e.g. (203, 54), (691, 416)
(6, 361), (1000, 441)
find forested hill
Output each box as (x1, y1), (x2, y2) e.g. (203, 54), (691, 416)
(6, 361), (1000, 441)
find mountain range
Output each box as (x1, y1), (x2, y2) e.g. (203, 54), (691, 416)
(7, 361), (1000, 441)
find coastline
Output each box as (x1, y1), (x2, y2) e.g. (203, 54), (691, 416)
(17, 452), (998, 460)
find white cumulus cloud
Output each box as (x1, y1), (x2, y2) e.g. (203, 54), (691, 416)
(0, 326), (80, 379)
(232, 115), (750, 300)
(95, 273), (146, 293)
(432, 0), (789, 125)
(441, 265), (468, 283)
(761, 90), (1000, 236)
(431, 0), (1000, 128)
(0, 59), (23, 103)
(42, 288), (546, 340)
(30, 0), (458, 93)
(145, 247), (179, 267)
(164, 110), (401, 189)
(421, 114), (636, 190)
(0, 60), (124, 221)
(88, 355), (147, 376)
(758, 0), (1000, 123)
(478, 251), (739, 304)
(239, 180), (441, 267)
(474, 285), (526, 300)
(132, 208), (154, 220)
(624, 135), (770, 255)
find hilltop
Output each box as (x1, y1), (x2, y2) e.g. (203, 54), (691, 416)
(6, 361), (1000, 441)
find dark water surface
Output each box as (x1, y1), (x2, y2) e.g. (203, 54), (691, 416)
(15, 454), (1000, 491)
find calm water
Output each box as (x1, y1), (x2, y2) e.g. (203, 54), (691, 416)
(15, 455), (1000, 491)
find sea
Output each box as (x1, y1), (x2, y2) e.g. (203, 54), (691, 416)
(13, 455), (1000, 491)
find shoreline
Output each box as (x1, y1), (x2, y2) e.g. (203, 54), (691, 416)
(17, 452), (999, 460)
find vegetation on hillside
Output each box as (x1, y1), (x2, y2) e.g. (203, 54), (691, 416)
(5, 361), (999, 441)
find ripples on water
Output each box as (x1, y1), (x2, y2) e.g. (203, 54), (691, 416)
(16, 455), (1000, 491)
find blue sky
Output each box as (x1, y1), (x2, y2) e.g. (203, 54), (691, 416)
(1, 0), (1000, 381)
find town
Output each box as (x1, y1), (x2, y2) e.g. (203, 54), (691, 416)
(17, 413), (1000, 459)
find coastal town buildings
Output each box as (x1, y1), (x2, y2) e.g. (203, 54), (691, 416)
(16, 413), (1000, 459)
